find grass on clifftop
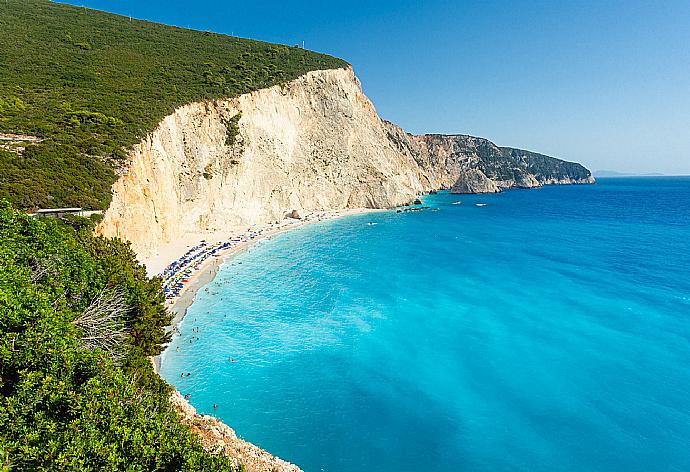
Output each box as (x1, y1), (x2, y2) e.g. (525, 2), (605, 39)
(0, 0), (347, 210)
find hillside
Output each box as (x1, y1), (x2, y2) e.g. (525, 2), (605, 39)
(502, 146), (593, 183)
(413, 134), (593, 194)
(0, 0), (347, 210)
(93, 68), (593, 258)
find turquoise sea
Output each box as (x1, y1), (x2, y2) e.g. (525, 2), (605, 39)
(160, 177), (690, 472)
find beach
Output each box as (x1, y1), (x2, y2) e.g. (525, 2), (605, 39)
(144, 208), (378, 329)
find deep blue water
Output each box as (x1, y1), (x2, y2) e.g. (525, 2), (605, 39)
(160, 177), (690, 472)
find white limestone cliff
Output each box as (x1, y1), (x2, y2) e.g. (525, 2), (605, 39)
(98, 67), (431, 257)
(97, 66), (594, 259)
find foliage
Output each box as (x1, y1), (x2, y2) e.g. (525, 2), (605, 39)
(503, 147), (592, 180)
(0, 203), (237, 471)
(0, 0), (348, 210)
(224, 113), (242, 146)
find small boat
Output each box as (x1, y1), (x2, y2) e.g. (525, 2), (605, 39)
(367, 222), (377, 226)
(475, 203), (488, 207)
(452, 201), (462, 205)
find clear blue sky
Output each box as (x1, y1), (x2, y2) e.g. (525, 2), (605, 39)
(65, 0), (690, 174)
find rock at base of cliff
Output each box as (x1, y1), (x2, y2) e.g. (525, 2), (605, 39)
(287, 209), (302, 220)
(170, 391), (302, 472)
(450, 169), (500, 194)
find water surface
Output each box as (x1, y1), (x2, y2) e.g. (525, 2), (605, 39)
(161, 177), (690, 472)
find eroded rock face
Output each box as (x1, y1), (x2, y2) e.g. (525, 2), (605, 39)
(97, 67), (593, 258)
(98, 67), (429, 257)
(450, 169), (500, 194)
(419, 134), (594, 194)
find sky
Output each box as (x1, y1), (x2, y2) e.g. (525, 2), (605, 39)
(64, 0), (690, 174)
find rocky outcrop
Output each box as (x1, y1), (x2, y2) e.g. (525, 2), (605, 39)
(0, 133), (42, 155)
(170, 391), (301, 472)
(413, 134), (594, 194)
(451, 169), (500, 194)
(97, 66), (593, 258)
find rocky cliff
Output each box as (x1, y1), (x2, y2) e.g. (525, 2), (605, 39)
(170, 391), (302, 472)
(98, 66), (593, 258)
(98, 67), (431, 257)
(413, 134), (594, 194)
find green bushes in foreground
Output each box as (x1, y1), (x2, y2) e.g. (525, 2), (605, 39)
(0, 203), (237, 471)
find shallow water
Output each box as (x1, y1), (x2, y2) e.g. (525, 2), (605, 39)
(160, 177), (690, 472)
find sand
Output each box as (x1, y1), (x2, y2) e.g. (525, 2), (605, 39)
(142, 208), (378, 326)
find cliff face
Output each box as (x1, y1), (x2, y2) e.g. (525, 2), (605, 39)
(98, 67), (593, 257)
(414, 134), (595, 194)
(98, 67), (430, 257)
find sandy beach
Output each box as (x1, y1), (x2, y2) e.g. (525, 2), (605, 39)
(143, 208), (378, 328)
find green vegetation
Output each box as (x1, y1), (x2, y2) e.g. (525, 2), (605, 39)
(0, 202), (237, 470)
(0, 0), (347, 210)
(502, 147), (593, 181)
(223, 113), (242, 146)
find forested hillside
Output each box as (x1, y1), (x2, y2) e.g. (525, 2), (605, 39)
(0, 0), (347, 210)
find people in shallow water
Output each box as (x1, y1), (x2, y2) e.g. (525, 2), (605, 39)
(213, 404), (218, 410)
(184, 394), (191, 399)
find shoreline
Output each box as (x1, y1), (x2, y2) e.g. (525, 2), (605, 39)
(150, 208), (379, 370)
(149, 208), (378, 471)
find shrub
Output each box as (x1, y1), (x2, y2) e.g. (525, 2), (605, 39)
(0, 202), (238, 471)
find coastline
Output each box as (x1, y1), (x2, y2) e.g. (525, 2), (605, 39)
(150, 208), (378, 371)
(147, 208), (378, 471)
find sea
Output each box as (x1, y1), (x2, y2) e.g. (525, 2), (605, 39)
(160, 177), (690, 472)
